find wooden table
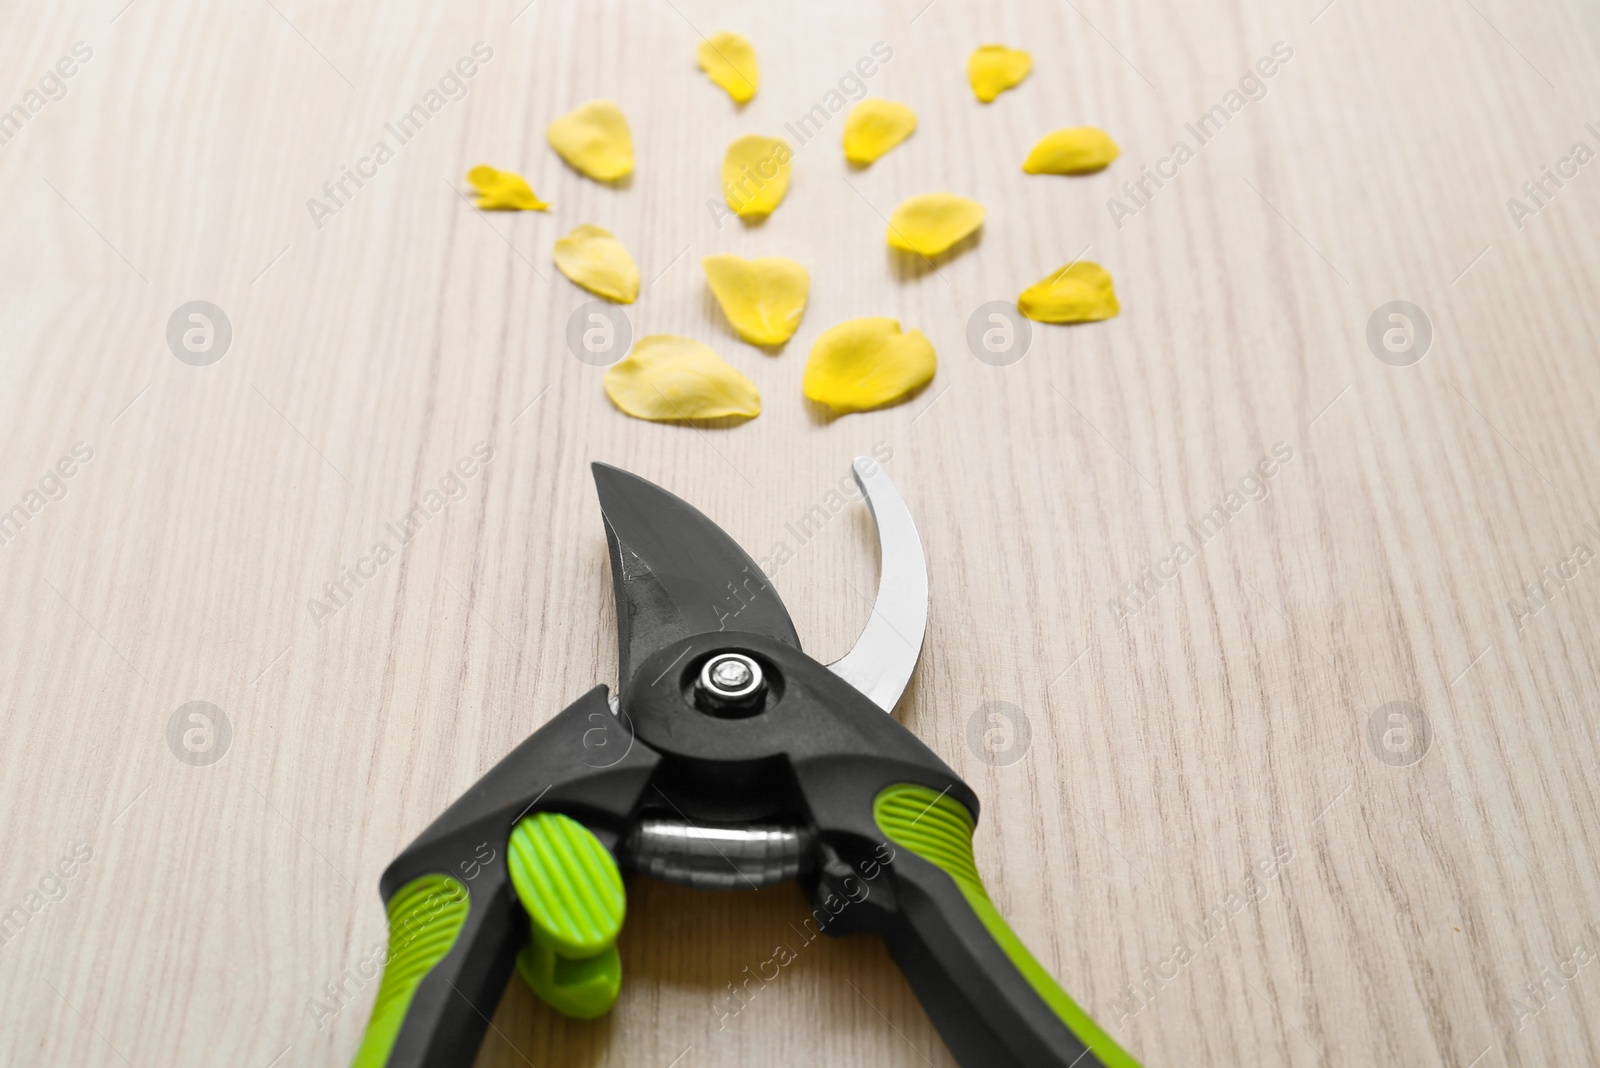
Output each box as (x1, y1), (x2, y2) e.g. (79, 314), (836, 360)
(4, 0), (1598, 1064)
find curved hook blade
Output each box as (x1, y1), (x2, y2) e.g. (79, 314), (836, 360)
(827, 458), (928, 712)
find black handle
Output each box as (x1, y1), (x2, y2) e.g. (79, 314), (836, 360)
(353, 687), (660, 1068)
(886, 852), (1132, 1067)
(868, 783), (1140, 1068)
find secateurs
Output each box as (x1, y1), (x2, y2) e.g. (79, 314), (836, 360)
(353, 459), (1138, 1068)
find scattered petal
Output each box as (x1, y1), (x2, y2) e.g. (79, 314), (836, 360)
(1017, 261), (1120, 323)
(547, 99), (635, 181)
(803, 317), (936, 414)
(702, 254), (810, 346)
(553, 224), (640, 303)
(843, 99), (918, 165)
(722, 135), (792, 217)
(1022, 127), (1120, 175)
(886, 193), (984, 257)
(968, 45), (1031, 103)
(604, 335), (760, 421)
(465, 165), (549, 210)
(697, 31), (759, 104)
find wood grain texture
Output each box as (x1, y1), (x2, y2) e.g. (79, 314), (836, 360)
(2, 0), (1599, 1065)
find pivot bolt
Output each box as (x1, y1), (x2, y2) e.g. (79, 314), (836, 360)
(696, 653), (766, 715)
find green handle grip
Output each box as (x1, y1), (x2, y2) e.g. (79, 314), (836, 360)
(351, 813), (626, 1068)
(875, 784), (1140, 1068)
(350, 875), (471, 1068)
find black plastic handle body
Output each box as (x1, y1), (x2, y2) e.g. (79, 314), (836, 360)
(360, 633), (1136, 1067)
(357, 687), (658, 1068)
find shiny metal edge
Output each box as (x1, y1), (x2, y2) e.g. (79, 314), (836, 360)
(825, 457), (929, 713)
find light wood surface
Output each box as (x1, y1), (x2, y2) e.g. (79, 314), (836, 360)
(4, 0), (1600, 1065)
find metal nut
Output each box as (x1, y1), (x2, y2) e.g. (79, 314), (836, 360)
(696, 653), (766, 714)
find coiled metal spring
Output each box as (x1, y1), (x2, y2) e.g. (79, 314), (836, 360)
(619, 819), (814, 890)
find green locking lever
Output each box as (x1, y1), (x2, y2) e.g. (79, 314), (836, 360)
(506, 812), (626, 1019)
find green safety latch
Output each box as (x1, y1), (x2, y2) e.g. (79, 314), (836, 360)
(506, 812), (626, 1019)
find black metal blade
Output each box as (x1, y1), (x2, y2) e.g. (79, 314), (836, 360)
(592, 463), (800, 700)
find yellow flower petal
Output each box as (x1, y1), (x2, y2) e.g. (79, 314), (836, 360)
(553, 224), (640, 303)
(722, 135), (791, 217)
(465, 165), (549, 210)
(886, 193), (984, 257)
(803, 317), (936, 414)
(697, 31), (759, 104)
(842, 98), (918, 165)
(1017, 262), (1120, 323)
(968, 45), (1031, 103)
(702, 254), (809, 346)
(1022, 127), (1120, 175)
(604, 335), (760, 421)
(547, 99), (634, 181)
